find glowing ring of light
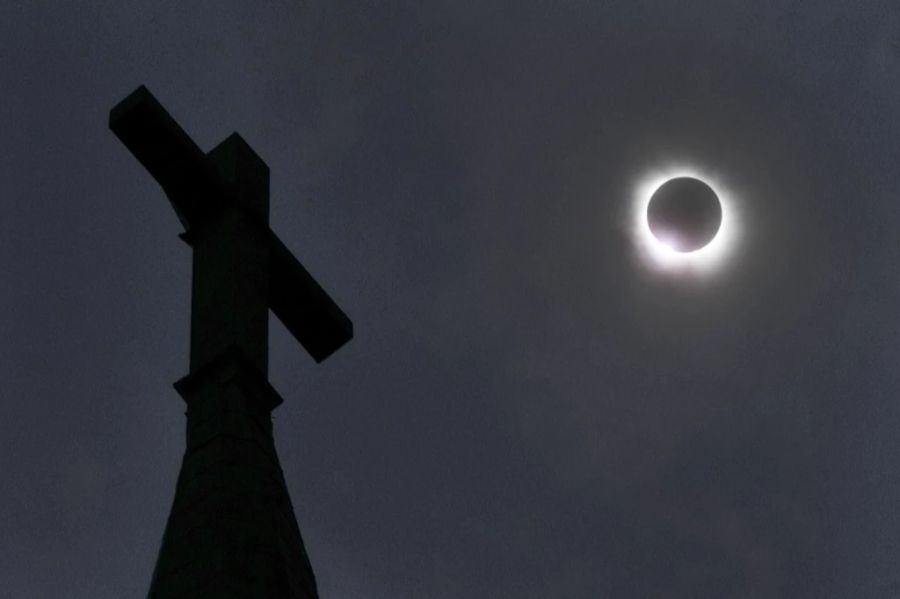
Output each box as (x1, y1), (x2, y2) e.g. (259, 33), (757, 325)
(632, 166), (739, 274)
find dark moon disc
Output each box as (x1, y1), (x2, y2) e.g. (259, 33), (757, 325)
(647, 177), (722, 252)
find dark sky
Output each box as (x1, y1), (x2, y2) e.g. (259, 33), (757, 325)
(3, 2), (900, 597)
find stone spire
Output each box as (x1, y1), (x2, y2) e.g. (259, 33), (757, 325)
(110, 86), (352, 598)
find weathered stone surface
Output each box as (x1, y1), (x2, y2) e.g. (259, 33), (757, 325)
(147, 354), (319, 599)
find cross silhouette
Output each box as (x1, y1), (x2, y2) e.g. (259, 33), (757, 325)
(110, 85), (352, 377)
(110, 86), (352, 597)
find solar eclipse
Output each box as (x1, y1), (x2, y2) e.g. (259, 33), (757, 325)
(632, 167), (738, 273)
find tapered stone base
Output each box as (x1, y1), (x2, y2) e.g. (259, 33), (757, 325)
(147, 349), (318, 598)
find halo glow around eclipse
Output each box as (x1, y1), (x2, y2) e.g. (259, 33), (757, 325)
(632, 166), (739, 274)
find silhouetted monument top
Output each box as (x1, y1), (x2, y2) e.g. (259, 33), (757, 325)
(110, 85), (352, 598)
(110, 85), (352, 368)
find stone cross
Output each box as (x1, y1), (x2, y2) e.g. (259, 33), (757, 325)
(110, 86), (352, 374)
(110, 86), (352, 598)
